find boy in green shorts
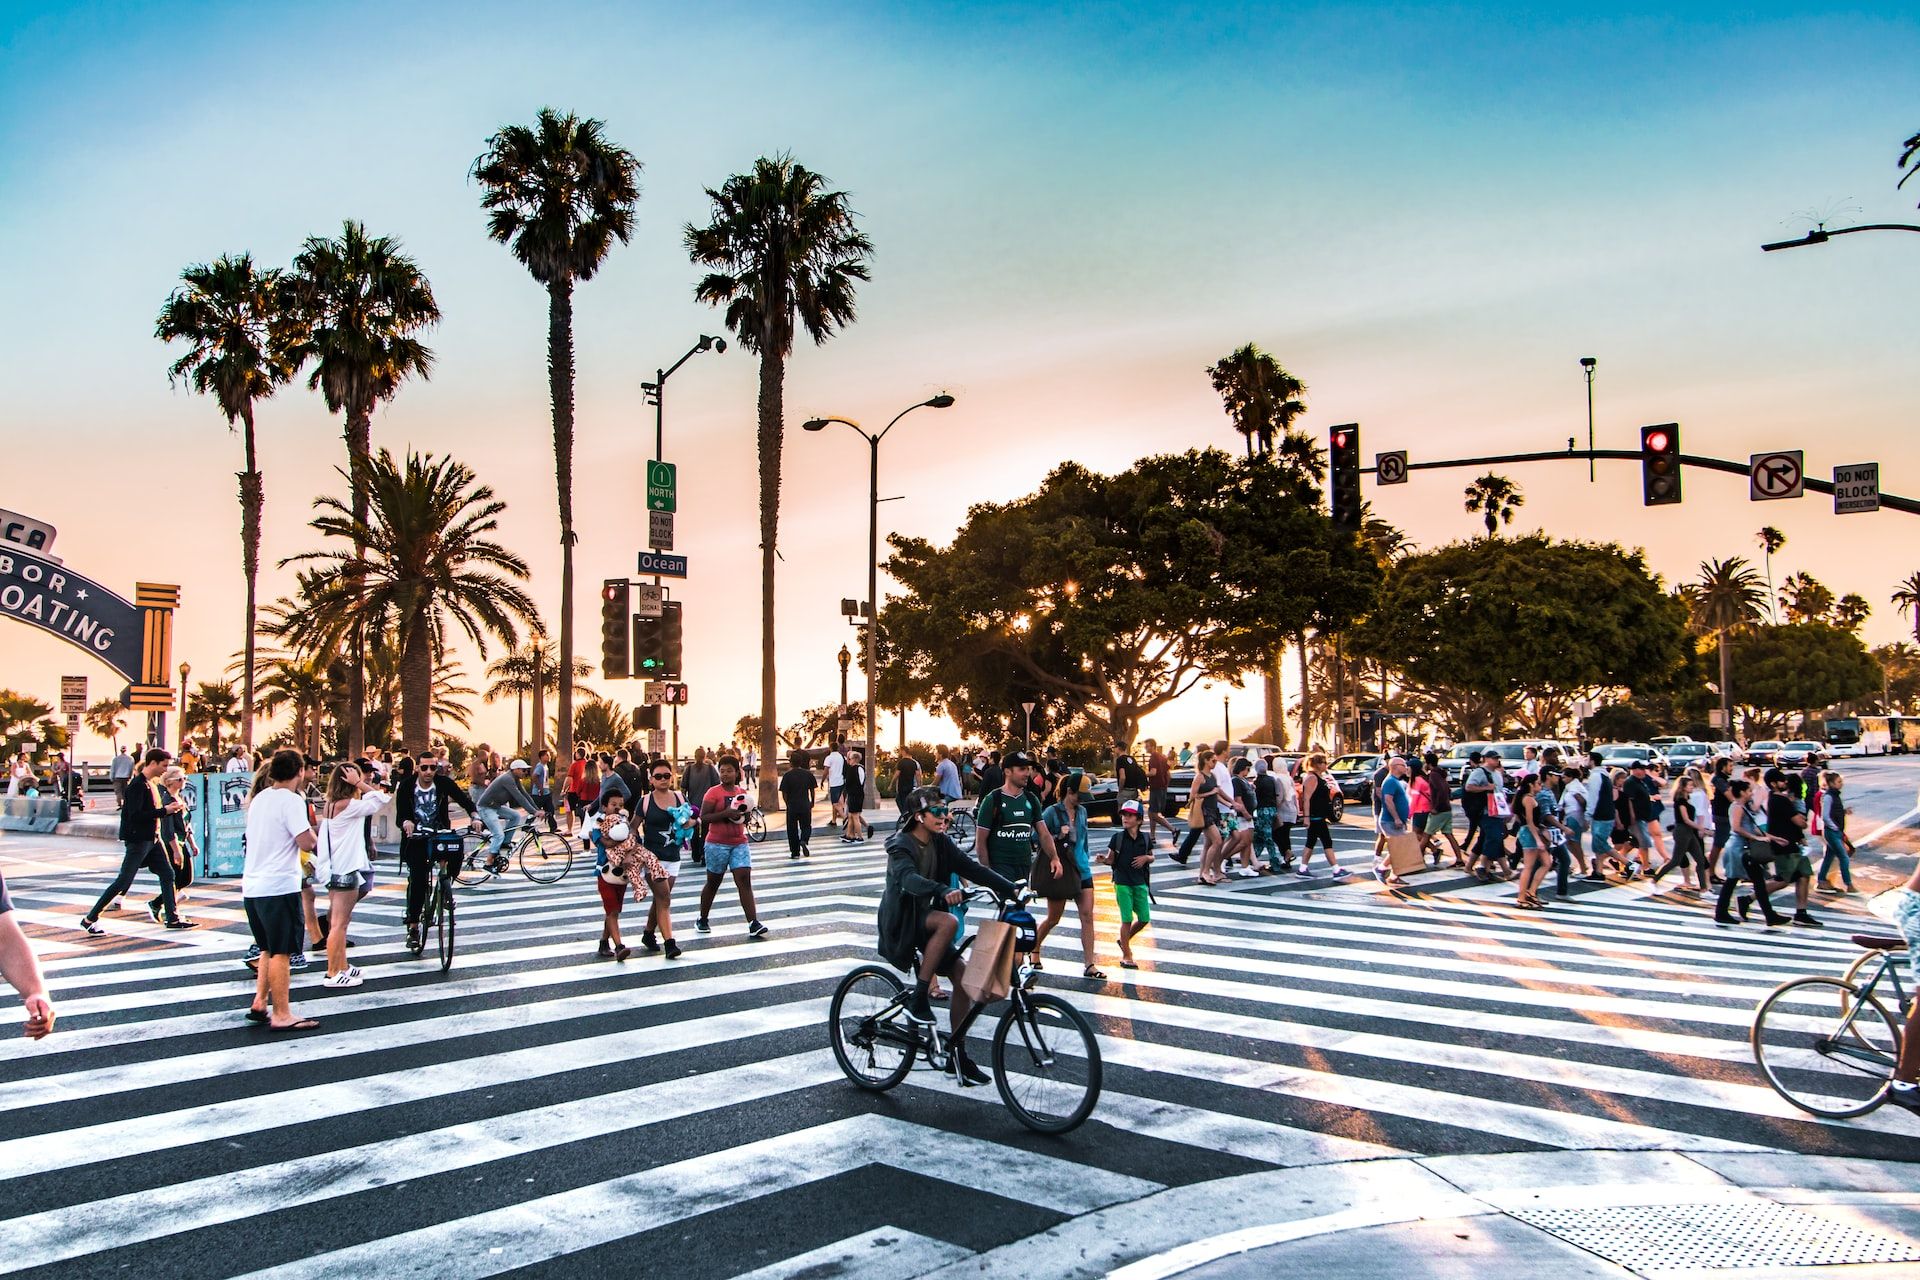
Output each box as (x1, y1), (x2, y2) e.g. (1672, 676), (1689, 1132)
(1102, 800), (1155, 969)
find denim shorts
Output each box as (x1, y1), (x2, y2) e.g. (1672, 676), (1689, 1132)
(1888, 889), (1920, 970)
(703, 841), (752, 875)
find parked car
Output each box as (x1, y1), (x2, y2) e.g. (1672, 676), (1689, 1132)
(1775, 741), (1824, 769)
(1747, 740), (1784, 766)
(1329, 753), (1383, 804)
(1079, 772), (1121, 822)
(1166, 768), (1195, 815)
(1662, 742), (1714, 771)
(1710, 741), (1745, 764)
(1595, 742), (1665, 771)
(1440, 742), (1498, 789)
(1649, 735), (1696, 749)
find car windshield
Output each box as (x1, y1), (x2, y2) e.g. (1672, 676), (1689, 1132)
(1786, 742), (1821, 751)
(1598, 744), (1648, 757)
(1445, 744), (1492, 759)
(1669, 744), (1708, 756)
(1331, 755), (1376, 771)
(1752, 741), (1782, 750)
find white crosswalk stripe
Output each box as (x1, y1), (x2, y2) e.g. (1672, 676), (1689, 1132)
(2, 820), (1911, 1278)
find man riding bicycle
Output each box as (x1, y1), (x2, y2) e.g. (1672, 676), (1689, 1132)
(396, 751), (479, 955)
(475, 759), (539, 872)
(878, 787), (1021, 1087)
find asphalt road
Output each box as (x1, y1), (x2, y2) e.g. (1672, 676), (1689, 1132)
(0, 810), (1915, 1279)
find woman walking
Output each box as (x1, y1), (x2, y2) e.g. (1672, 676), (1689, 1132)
(842, 749), (869, 843)
(1271, 754), (1299, 871)
(1713, 779), (1789, 927)
(1177, 749), (1223, 877)
(1652, 773), (1711, 893)
(1419, 751), (1464, 868)
(1295, 754), (1349, 880)
(634, 760), (687, 958)
(1035, 774), (1104, 978)
(316, 762), (387, 987)
(1512, 773), (1553, 908)
(1557, 766), (1591, 879)
(148, 767), (197, 921)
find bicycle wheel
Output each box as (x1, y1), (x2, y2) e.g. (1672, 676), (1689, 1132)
(517, 831), (574, 884)
(829, 965), (917, 1091)
(993, 991), (1102, 1133)
(748, 810), (768, 843)
(453, 845), (493, 887)
(435, 874), (456, 972)
(1751, 976), (1899, 1118)
(948, 807), (977, 853)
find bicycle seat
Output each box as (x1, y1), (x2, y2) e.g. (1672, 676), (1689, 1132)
(1852, 933), (1906, 952)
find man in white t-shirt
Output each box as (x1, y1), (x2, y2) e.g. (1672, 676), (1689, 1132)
(244, 750), (319, 1031)
(823, 742), (848, 828)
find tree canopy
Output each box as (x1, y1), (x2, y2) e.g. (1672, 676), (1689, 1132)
(1729, 623), (1882, 719)
(879, 449), (1379, 748)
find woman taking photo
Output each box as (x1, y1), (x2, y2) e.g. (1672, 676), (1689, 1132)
(1035, 773), (1103, 978)
(317, 762), (387, 987)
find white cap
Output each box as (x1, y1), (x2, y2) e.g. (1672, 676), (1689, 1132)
(509, 758), (531, 770)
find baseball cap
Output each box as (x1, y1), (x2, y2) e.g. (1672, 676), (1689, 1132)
(509, 758), (531, 770)
(1120, 799), (1142, 815)
(1629, 758), (1649, 770)
(1003, 750), (1037, 769)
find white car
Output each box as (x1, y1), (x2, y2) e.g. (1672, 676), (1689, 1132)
(1596, 742), (1666, 771)
(1710, 741), (1745, 763)
(1663, 742), (1714, 770)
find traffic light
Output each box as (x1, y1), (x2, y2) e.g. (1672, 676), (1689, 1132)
(634, 608), (665, 676)
(659, 601), (684, 680)
(1640, 423), (1682, 506)
(634, 704), (661, 730)
(1329, 423), (1362, 530)
(599, 580), (629, 678)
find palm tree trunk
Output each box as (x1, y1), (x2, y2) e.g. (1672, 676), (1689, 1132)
(238, 403), (262, 750)
(515, 689), (525, 754)
(400, 610), (434, 753)
(345, 402), (372, 757)
(531, 645), (547, 756)
(756, 347), (784, 811)
(547, 281), (577, 765)
(1263, 651), (1287, 748)
(1296, 631), (1312, 751)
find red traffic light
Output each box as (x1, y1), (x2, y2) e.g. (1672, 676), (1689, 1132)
(1331, 431), (1349, 450)
(602, 580), (625, 603)
(1645, 430), (1670, 453)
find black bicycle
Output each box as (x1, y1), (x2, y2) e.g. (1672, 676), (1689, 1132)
(1752, 930), (1909, 1118)
(828, 888), (1102, 1133)
(454, 818), (576, 887)
(415, 830), (462, 973)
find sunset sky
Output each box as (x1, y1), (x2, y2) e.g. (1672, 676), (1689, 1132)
(2, 1), (1915, 758)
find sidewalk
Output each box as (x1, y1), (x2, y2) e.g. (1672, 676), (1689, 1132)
(930, 1150), (1920, 1280)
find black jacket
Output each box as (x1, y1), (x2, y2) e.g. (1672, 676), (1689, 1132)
(118, 773), (163, 842)
(876, 828), (1017, 971)
(396, 775), (477, 833)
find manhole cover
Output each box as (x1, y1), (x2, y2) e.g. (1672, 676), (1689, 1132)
(1508, 1201), (1920, 1271)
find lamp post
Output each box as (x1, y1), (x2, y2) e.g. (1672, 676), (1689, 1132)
(804, 393), (957, 810)
(1223, 694), (1231, 744)
(1761, 223), (1920, 252)
(177, 661), (191, 754)
(1579, 357), (1596, 483)
(837, 644), (851, 717)
(1021, 701), (1035, 748)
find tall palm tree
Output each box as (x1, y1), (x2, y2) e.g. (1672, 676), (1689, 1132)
(183, 681), (241, 758)
(155, 253), (293, 749)
(686, 154), (874, 807)
(485, 637), (591, 752)
(1688, 556), (1768, 736)
(84, 698), (126, 755)
(283, 450), (541, 753)
(1778, 571), (1835, 624)
(1206, 343), (1307, 458)
(254, 650), (333, 758)
(1832, 593), (1871, 633)
(472, 109), (639, 763)
(1893, 572), (1920, 645)
(284, 220), (440, 756)
(1755, 526), (1786, 621)
(1463, 473), (1524, 536)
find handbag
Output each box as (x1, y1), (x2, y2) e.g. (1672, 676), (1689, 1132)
(1029, 846), (1082, 898)
(961, 919), (1015, 1003)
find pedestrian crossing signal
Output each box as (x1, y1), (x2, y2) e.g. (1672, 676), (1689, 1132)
(600, 580), (630, 679)
(1640, 424), (1682, 506)
(634, 608), (665, 675)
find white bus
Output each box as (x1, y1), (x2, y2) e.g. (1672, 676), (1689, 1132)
(1825, 716), (1891, 758)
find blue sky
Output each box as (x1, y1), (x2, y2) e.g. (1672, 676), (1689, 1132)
(2, 2), (1915, 751)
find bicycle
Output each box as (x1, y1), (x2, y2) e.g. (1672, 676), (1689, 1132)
(454, 817), (577, 886)
(745, 805), (769, 844)
(1751, 930), (1910, 1118)
(414, 829), (462, 973)
(946, 803), (977, 853)
(827, 888), (1102, 1134)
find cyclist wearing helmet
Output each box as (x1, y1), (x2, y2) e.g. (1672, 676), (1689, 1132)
(879, 786), (1020, 1086)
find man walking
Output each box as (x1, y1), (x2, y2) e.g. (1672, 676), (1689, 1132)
(243, 750), (320, 1031)
(975, 750), (1059, 885)
(696, 755), (769, 938)
(934, 746), (962, 803)
(1144, 739), (1177, 846)
(1743, 767), (1822, 928)
(80, 748), (194, 934)
(894, 749), (920, 814)
(780, 749), (816, 859)
(109, 746), (133, 809)
(529, 748), (558, 833)
(1376, 755), (1413, 885)
(823, 740), (848, 831)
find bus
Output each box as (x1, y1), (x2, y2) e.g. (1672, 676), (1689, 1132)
(1892, 715), (1920, 755)
(1825, 716), (1892, 758)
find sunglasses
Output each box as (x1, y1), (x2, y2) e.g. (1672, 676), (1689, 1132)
(924, 805), (951, 818)
(651, 773), (672, 781)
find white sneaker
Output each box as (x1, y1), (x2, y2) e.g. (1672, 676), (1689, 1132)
(321, 971), (363, 988)
(345, 965), (363, 979)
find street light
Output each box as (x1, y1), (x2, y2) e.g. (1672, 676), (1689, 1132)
(177, 661), (191, 754)
(837, 644), (851, 715)
(1761, 223), (1920, 252)
(804, 392), (957, 806)
(1579, 357), (1596, 483)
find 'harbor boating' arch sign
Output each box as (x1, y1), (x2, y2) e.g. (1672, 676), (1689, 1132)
(0, 505), (180, 711)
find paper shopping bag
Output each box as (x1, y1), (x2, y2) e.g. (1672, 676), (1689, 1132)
(961, 919), (1016, 1003)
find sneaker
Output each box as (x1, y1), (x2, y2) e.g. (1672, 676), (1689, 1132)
(1889, 1082), (1920, 1115)
(695, 918), (712, 934)
(664, 938), (683, 960)
(1792, 911), (1825, 929)
(802, 845), (811, 858)
(1329, 867), (1352, 880)
(954, 1048), (991, 1087)
(1294, 867), (1316, 878)
(1737, 893), (1754, 922)
(1713, 912), (1740, 926)
(78, 916), (104, 937)
(405, 928), (422, 954)
(747, 920), (771, 939)
(321, 970), (363, 988)
(163, 918), (198, 930)
(146, 899), (163, 924)
(1169, 851), (1191, 866)
(289, 953), (309, 971)
(613, 944), (631, 962)
(640, 930), (660, 954)
(904, 985), (935, 1023)
(243, 942), (262, 965)
(346, 965), (363, 979)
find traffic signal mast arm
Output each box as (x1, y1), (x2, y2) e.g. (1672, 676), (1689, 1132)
(1357, 447), (1920, 515)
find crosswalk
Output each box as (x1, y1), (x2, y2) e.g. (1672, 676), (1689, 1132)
(1, 822), (1914, 1277)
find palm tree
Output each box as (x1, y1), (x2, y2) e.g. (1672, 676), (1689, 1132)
(1832, 593), (1871, 633)
(183, 681), (241, 758)
(1900, 129), (1920, 200)
(569, 692), (629, 750)
(254, 650), (333, 758)
(1688, 556), (1768, 736)
(155, 253), (293, 749)
(472, 109), (640, 764)
(84, 698), (126, 755)
(284, 220), (440, 756)
(686, 154), (874, 808)
(1, 692), (53, 757)
(1756, 526), (1786, 621)
(1894, 572), (1920, 645)
(1463, 474), (1524, 536)
(485, 637), (592, 752)
(1207, 343), (1307, 458)
(1778, 571), (1835, 624)
(283, 449), (540, 753)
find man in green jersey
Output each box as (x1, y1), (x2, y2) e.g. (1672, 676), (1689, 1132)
(975, 750), (1059, 883)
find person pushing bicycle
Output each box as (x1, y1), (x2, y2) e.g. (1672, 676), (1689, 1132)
(879, 787), (1021, 1086)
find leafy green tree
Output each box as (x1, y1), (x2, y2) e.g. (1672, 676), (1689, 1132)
(1351, 535), (1692, 740)
(282, 450), (539, 753)
(473, 110), (639, 763)
(1463, 473), (1523, 537)
(156, 253), (294, 749)
(1683, 556), (1768, 732)
(1729, 623), (1882, 727)
(0, 692), (54, 758)
(686, 155), (873, 807)
(183, 681), (241, 758)
(1873, 642), (1920, 710)
(881, 449), (1378, 749)
(284, 221), (440, 755)
(1583, 703), (1660, 743)
(485, 637), (591, 754)
(569, 692), (629, 750)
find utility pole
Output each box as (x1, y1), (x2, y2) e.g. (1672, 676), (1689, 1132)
(1580, 357), (1597, 482)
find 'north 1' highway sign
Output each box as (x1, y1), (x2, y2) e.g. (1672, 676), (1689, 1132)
(636, 551), (687, 578)
(646, 461), (677, 513)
